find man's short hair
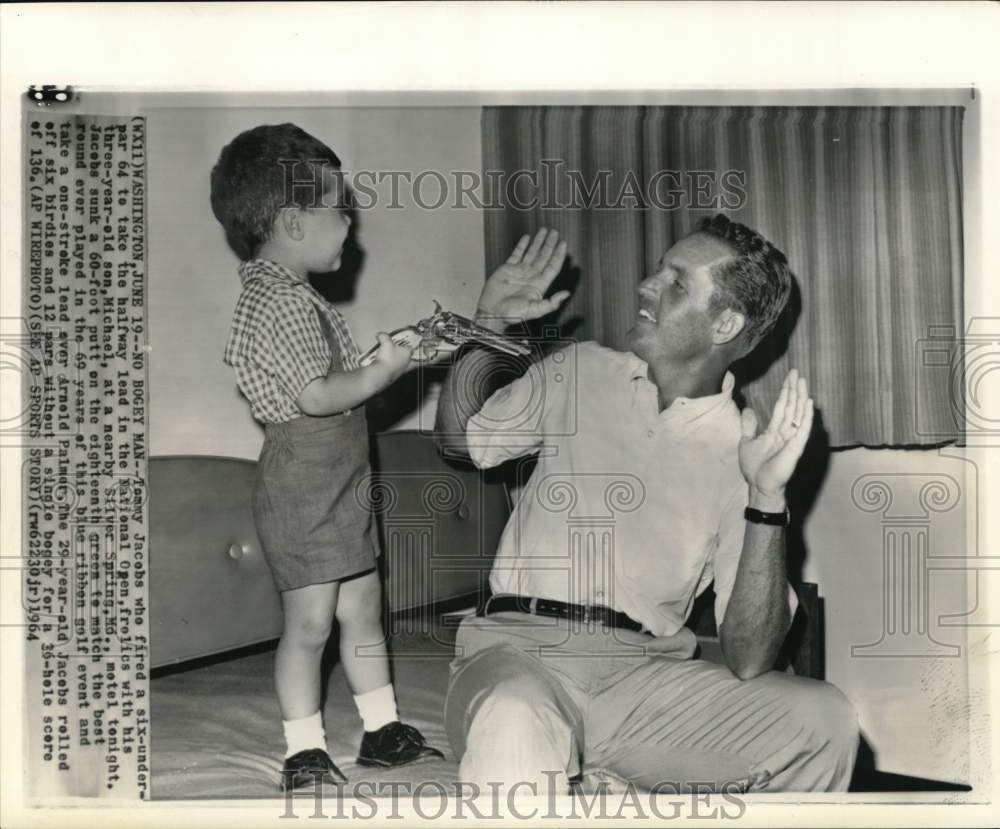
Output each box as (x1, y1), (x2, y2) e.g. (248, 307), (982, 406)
(210, 123), (341, 261)
(697, 214), (793, 353)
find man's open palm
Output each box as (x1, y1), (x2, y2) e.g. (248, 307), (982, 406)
(738, 369), (815, 498)
(476, 229), (570, 328)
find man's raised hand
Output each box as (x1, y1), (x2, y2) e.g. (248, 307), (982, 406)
(737, 369), (815, 510)
(474, 229), (570, 333)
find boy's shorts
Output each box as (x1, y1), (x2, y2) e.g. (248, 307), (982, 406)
(252, 409), (379, 592)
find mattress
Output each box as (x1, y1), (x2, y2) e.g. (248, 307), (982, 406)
(152, 620), (460, 799)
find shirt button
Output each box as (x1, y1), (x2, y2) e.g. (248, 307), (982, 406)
(647, 429), (654, 438)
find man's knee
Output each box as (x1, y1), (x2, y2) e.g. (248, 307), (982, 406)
(462, 675), (578, 760)
(787, 679), (860, 755)
(472, 678), (562, 731)
(818, 684), (860, 755)
(460, 679), (576, 791)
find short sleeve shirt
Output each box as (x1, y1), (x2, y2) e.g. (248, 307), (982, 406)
(224, 258), (361, 424)
(466, 341), (797, 637)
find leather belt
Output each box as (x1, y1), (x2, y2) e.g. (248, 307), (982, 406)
(480, 594), (648, 635)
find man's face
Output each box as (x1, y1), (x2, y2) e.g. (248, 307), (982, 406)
(625, 232), (736, 364)
(300, 165), (351, 273)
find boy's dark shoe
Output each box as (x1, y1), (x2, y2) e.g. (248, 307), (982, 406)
(281, 748), (348, 791)
(356, 721), (445, 768)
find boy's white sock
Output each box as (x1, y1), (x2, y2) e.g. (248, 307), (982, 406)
(282, 710), (326, 758)
(353, 684), (399, 733)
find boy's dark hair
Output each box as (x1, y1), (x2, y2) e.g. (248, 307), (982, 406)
(698, 213), (793, 354)
(210, 123), (341, 260)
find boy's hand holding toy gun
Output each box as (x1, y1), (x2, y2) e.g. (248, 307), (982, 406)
(359, 301), (531, 367)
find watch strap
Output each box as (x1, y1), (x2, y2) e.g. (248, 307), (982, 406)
(744, 506), (789, 526)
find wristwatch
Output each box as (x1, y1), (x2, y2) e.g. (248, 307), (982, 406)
(744, 506), (789, 526)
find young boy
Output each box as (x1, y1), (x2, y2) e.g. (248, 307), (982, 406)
(211, 123), (443, 791)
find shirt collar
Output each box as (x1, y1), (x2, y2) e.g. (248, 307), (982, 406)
(627, 353), (736, 420)
(238, 257), (309, 285)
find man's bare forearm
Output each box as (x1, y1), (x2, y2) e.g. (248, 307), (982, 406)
(434, 345), (508, 460)
(718, 492), (792, 680)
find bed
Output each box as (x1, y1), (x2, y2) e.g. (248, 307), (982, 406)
(150, 431), (822, 799)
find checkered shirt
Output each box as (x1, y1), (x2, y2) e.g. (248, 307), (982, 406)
(224, 258), (362, 424)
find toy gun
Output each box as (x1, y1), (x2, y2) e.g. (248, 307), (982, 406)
(359, 301), (530, 367)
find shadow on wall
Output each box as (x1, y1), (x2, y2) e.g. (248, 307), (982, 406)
(730, 276), (831, 587)
(309, 183), (367, 306)
(307, 187), (437, 431)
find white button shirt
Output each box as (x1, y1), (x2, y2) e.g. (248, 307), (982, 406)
(467, 341), (797, 638)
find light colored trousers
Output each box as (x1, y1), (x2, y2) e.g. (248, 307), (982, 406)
(444, 612), (859, 793)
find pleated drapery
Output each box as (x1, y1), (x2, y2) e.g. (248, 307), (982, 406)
(482, 106), (964, 448)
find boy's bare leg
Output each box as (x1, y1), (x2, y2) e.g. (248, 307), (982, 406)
(275, 581), (347, 786)
(275, 567), (443, 768)
(276, 581), (341, 719)
(335, 568), (390, 695)
(337, 568), (445, 766)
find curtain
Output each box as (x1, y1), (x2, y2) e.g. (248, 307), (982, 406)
(482, 106), (964, 448)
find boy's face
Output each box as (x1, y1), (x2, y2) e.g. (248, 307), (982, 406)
(299, 165), (351, 273)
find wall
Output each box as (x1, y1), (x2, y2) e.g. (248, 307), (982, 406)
(799, 446), (971, 782)
(147, 106), (485, 459)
